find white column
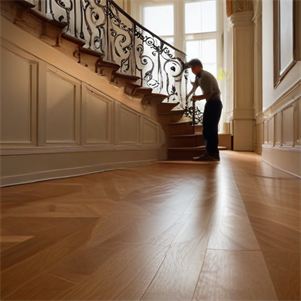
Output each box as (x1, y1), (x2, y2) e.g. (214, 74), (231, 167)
(253, 0), (263, 154)
(230, 10), (255, 151)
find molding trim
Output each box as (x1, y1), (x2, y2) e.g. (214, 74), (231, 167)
(262, 158), (301, 179)
(256, 79), (301, 123)
(0, 144), (164, 156)
(0, 158), (159, 187)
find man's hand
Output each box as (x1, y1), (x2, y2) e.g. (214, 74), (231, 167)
(191, 95), (200, 101)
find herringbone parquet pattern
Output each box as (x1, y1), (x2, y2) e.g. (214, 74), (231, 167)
(1, 152), (300, 300)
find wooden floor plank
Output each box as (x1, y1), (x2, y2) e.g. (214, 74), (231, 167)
(141, 211), (213, 301)
(0, 151), (300, 300)
(192, 250), (278, 301)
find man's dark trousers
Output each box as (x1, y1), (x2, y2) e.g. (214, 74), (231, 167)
(202, 99), (223, 156)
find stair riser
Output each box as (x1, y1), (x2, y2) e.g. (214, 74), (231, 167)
(142, 93), (168, 106)
(157, 103), (179, 114)
(167, 149), (206, 160)
(168, 124), (194, 136)
(124, 85), (152, 98)
(77, 52), (101, 72)
(169, 136), (204, 148)
(158, 113), (184, 124)
(57, 38), (80, 60)
(111, 77), (139, 88)
(194, 125), (203, 134)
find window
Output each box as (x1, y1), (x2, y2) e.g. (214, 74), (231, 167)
(185, 1), (216, 34)
(186, 39), (217, 76)
(143, 5), (174, 43)
(184, 0), (220, 80)
(132, 0), (222, 78)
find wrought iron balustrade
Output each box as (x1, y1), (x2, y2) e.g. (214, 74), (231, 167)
(33, 0), (203, 123)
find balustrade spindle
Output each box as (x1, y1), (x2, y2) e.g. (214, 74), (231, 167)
(29, 0), (203, 124)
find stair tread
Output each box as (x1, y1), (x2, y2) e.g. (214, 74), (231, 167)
(126, 83), (147, 89)
(158, 109), (185, 115)
(157, 102), (180, 114)
(128, 84), (152, 93)
(61, 33), (86, 46)
(159, 102), (180, 106)
(168, 146), (227, 150)
(28, 9), (68, 28)
(96, 59), (120, 70)
(135, 87), (153, 92)
(168, 146), (206, 150)
(141, 93), (168, 106)
(148, 93), (168, 97)
(80, 46), (104, 57)
(17, 0), (35, 9)
(168, 121), (192, 126)
(113, 72), (140, 81)
(169, 134), (203, 138)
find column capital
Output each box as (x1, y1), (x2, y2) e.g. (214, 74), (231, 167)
(230, 11), (254, 27)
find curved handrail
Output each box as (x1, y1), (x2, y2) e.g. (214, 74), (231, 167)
(108, 0), (186, 56)
(32, 0), (202, 120)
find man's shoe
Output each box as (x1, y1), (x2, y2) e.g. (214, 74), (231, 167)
(193, 155), (216, 161)
(213, 153), (220, 161)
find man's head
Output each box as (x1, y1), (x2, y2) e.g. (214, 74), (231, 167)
(184, 58), (203, 75)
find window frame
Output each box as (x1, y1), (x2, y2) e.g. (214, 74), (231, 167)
(131, 0), (223, 77)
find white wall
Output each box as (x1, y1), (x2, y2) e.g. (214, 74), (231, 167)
(257, 0), (301, 177)
(262, 0), (301, 111)
(0, 16), (165, 187)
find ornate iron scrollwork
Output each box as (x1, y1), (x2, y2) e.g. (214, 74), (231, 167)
(36, 0), (204, 122)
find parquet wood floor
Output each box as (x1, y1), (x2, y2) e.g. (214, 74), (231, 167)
(1, 151), (300, 300)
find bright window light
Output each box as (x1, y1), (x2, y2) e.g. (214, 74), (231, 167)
(186, 39), (217, 77)
(143, 5), (174, 36)
(185, 1), (216, 34)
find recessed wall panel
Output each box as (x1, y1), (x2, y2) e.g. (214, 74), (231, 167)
(263, 121), (268, 144)
(274, 113), (282, 146)
(86, 90), (111, 143)
(46, 71), (77, 143)
(0, 48), (35, 144)
(295, 99), (301, 146)
(268, 117), (274, 145)
(143, 119), (158, 144)
(282, 106), (294, 147)
(120, 107), (139, 143)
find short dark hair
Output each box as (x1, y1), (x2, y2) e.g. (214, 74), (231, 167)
(184, 58), (203, 69)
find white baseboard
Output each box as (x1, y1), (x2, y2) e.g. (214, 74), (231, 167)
(262, 147), (301, 178)
(0, 159), (157, 187)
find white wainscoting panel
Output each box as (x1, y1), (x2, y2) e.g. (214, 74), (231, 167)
(255, 122), (264, 154)
(263, 120), (268, 145)
(274, 113), (282, 146)
(282, 105), (294, 147)
(117, 104), (140, 144)
(294, 99), (300, 146)
(259, 83), (301, 177)
(143, 118), (159, 144)
(268, 117), (274, 146)
(0, 31), (165, 186)
(0, 47), (37, 145)
(84, 87), (112, 145)
(46, 69), (80, 144)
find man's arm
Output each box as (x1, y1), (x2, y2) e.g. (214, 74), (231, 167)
(191, 93), (213, 101)
(192, 75), (214, 101)
(186, 81), (198, 100)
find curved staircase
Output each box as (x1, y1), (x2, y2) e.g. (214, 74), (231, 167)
(2, 0), (227, 161)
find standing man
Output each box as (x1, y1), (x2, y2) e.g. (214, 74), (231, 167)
(184, 58), (223, 161)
